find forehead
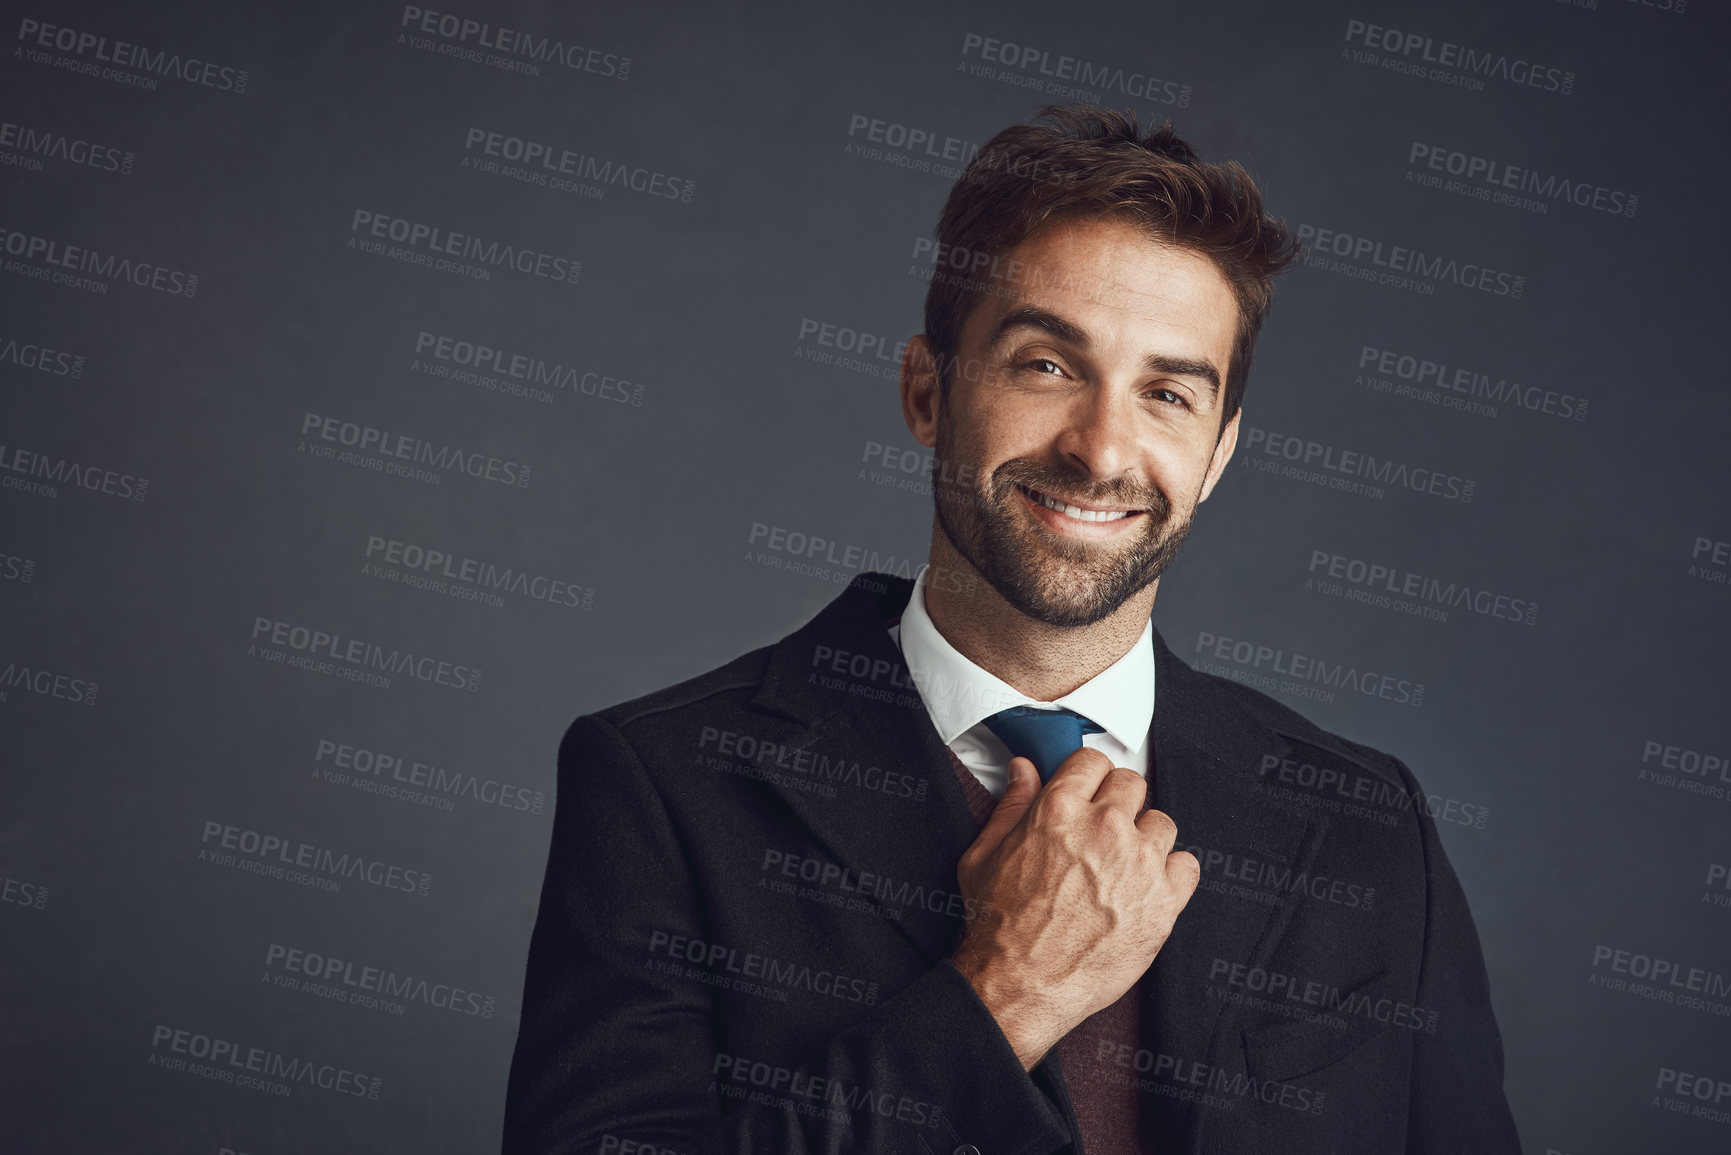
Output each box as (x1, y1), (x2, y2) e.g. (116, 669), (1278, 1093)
(972, 216), (1238, 356)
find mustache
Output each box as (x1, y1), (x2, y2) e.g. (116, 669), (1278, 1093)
(994, 459), (1172, 517)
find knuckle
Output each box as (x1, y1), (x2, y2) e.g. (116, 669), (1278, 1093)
(1044, 788), (1082, 815)
(1066, 746), (1113, 772)
(1105, 765), (1141, 788)
(1171, 849), (1202, 881)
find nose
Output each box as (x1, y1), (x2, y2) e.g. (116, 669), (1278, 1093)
(1052, 382), (1140, 483)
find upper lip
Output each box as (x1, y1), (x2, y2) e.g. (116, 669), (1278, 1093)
(1018, 483), (1143, 514)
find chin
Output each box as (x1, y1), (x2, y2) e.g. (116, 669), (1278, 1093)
(989, 558), (1158, 628)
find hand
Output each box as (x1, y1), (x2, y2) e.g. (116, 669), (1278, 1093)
(949, 748), (1201, 1070)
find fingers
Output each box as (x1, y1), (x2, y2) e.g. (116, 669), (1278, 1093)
(1091, 765), (1147, 817)
(968, 756), (1041, 859)
(1043, 745), (1116, 799)
(1164, 848), (1202, 901)
(1136, 806), (1200, 904)
(1134, 806), (1179, 855)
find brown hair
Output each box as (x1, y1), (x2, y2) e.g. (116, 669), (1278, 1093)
(923, 105), (1299, 432)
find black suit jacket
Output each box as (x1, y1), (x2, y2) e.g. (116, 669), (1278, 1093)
(502, 573), (1521, 1155)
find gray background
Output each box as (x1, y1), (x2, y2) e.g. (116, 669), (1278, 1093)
(2, 0), (1728, 1152)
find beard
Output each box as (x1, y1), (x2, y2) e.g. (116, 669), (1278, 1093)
(931, 415), (1196, 628)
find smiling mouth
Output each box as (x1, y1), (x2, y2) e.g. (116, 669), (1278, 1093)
(1016, 483), (1143, 523)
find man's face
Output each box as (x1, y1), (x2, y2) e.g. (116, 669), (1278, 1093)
(920, 215), (1242, 628)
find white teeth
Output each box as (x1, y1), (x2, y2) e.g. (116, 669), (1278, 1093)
(1027, 487), (1132, 522)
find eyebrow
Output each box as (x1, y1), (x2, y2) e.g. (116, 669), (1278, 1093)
(989, 304), (1222, 401)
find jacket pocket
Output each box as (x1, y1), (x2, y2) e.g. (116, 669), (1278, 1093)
(1239, 969), (1402, 1083)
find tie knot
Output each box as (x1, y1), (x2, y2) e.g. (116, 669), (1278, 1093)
(981, 706), (1106, 783)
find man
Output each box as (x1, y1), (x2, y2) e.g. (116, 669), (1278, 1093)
(502, 107), (1522, 1154)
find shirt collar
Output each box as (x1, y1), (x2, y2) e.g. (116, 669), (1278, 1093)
(890, 566), (1155, 754)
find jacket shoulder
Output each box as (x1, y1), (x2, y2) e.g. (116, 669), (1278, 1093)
(1184, 661), (1413, 789)
(588, 644), (776, 733)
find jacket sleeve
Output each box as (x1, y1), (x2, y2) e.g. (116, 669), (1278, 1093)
(1397, 756), (1523, 1155)
(501, 712), (1073, 1155)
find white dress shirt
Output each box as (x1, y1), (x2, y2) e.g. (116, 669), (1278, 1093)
(888, 566), (1155, 800)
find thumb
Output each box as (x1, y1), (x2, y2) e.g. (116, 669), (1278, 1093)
(975, 756), (1041, 853)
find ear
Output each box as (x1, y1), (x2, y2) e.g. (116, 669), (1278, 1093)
(900, 334), (942, 449)
(1197, 407), (1240, 504)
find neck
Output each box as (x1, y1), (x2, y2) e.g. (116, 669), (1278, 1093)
(919, 521), (1157, 702)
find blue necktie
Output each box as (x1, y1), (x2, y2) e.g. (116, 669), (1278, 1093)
(982, 706), (1106, 784)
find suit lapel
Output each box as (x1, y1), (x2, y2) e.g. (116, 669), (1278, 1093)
(746, 574), (985, 967)
(1140, 625), (1329, 1152)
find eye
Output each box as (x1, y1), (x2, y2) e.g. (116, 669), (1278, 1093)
(1020, 357), (1066, 377)
(1148, 386), (1191, 409)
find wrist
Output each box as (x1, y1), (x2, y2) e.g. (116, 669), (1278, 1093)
(950, 943), (1061, 1070)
